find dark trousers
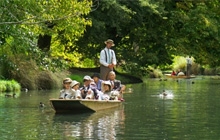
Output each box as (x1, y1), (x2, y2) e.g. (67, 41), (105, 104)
(186, 64), (191, 76)
(100, 65), (113, 80)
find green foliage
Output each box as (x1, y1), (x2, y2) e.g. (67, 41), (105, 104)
(69, 75), (83, 84)
(0, 80), (21, 92)
(1, 0), (220, 80)
(0, 0), (93, 79)
(166, 1), (220, 66)
(75, 0), (220, 77)
(172, 56), (187, 71)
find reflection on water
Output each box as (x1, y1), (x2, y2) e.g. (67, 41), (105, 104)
(52, 106), (125, 139)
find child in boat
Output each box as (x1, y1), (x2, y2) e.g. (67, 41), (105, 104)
(80, 75), (94, 99)
(70, 80), (81, 99)
(59, 78), (74, 99)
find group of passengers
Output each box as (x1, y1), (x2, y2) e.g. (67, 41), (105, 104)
(59, 71), (126, 101)
(171, 69), (185, 76)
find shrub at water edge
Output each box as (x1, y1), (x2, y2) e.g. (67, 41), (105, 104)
(0, 80), (21, 92)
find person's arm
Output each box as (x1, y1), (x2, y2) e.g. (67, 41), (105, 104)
(120, 85), (126, 93)
(100, 50), (109, 67)
(111, 50), (117, 65)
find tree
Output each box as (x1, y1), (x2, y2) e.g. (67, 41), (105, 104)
(0, 0), (92, 78)
(165, 0), (220, 66)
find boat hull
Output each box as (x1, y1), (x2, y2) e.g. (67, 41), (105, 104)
(165, 74), (196, 79)
(50, 99), (122, 114)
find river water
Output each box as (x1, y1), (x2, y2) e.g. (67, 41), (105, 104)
(1, 77), (220, 140)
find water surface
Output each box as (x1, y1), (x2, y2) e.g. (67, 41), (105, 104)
(1, 77), (220, 139)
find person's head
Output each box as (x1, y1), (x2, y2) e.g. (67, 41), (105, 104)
(70, 80), (80, 90)
(102, 81), (112, 92)
(90, 81), (97, 89)
(108, 71), (116, 81)
(63, 78), (72, 89)
(91, 73), (100, 82)
(104, 39), (115, 49)
(83, 75), (92, 86)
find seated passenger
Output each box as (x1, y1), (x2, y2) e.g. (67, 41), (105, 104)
(108, 71), (125, 100)
(80, 75), (94, 99)
(90, 80), (102, 100)
(101, 81), (112, 100)
(59, 78), (74, 99)
(171, 70), (176, 76)
(108, 71), (126, 93)
(70, 80), (81, 99)
(100, 80), (119, 100)
(177, 71), (185, 76)
(91, 73), (103, 91)
(176, 69), (185, 76)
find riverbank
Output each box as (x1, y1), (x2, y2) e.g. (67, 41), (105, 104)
(2, 67), (142, 91)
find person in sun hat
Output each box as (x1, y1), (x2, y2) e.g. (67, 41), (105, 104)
(59, 78), (74, 99)
(100, 39), (117, 80)
(101, 80), (112, 100)
(79, 75), (94, 99)
(70, 80), (81, 99)
(100, 80), (119, 100)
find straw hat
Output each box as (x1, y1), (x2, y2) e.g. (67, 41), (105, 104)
(101, 80), (112, 91)
(70, 80), (80, 87)
(104, 39), (115, 46)
(63, 78), (72, 84)
(83, 75), (92, 81)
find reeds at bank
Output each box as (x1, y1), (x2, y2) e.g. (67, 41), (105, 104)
(0, 80), (21, 92)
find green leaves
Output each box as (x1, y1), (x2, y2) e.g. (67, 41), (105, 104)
(1, 0), (220, 78)
(0, 0), (93, 78)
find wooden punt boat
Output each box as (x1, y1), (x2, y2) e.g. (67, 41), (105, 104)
(49, 99), (122, 114)
(165, 74), (196, 79)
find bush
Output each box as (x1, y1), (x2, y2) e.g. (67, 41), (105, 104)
(0, 80), (21, 92)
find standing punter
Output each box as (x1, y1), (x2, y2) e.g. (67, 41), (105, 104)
(100, 39), (117, 80)
(186, 56), (192, 76)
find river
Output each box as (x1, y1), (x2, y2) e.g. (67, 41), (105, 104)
(1, 76), (220, 139)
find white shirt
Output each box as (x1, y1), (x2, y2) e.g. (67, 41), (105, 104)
(186, 57), (192, 65)
(100, 47), (117, 67)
